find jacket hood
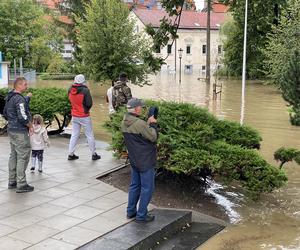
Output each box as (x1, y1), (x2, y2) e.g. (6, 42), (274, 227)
(123, 113), (139, 127)
(5, 90), (20, 101)
(33, 124), (43, 134)
(70, 84), (87, 95)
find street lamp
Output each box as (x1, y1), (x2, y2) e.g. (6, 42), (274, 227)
(240, 0), (248, 125)
(178, 48), (183, 83)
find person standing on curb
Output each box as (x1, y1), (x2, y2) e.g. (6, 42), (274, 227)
(3, 77), (34, 193)
(68, 74), (101, 161)
(121, 98), (158, 223)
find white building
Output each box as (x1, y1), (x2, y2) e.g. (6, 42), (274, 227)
(131, 9), (228, 76)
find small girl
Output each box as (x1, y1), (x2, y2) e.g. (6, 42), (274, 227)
(30, 114), (50, 173)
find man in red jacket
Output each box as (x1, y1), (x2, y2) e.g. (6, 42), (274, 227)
(68, 74), (101, 161)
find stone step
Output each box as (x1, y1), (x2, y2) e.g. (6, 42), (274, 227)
(153, 222), (225, 250)
(78, 209), (192, 250)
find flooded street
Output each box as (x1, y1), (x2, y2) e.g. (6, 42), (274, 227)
(32, 72), (300, 250)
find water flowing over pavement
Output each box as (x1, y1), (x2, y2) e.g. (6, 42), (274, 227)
(31, 74), (300, 249)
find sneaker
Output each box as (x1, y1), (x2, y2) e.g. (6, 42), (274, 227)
(30, 167), (35, 172)
(16, 184), (34, 193)
(8, 182), (17, 189)
(68, 154), (79, 160)
(135, 214), (155, 223)
(127, 213), (137, 219)
(92, 153), (101, 161)
(38, 168), (43, 173)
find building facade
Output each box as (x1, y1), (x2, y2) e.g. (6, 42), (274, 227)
(131, 9), (227, 75)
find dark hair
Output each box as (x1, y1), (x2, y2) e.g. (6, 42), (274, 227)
(119, 72), (127, 80)
(14, 77), (27, 88)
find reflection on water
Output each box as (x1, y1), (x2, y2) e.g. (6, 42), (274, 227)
(32, 73), (300, 249)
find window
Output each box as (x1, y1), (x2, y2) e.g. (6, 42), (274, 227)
(201, 65), (206, 75)
(186, 45), (191, 54)
(184, 65), (193, 74)
(218, 45), (222, 54)
(167, 44), (172, 54)
(202, 45), (206, 54)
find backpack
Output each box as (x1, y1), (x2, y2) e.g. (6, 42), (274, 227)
(112, 85), (130, 110)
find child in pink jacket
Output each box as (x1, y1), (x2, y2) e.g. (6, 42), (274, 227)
(30, 114), (50, 173)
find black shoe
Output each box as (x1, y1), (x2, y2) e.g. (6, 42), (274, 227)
(30, 167), (35, 172)
(16, 184), (34, 193)
(127, 213), (137, 219)
(8, 182), (17, 189)
(92, 153), (101, 161)
(135, 214), (155, 223)
(68, 154), (79, 160)
(38, 168), (43, 173)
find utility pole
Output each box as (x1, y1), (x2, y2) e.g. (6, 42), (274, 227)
(206, 0), (211, 84)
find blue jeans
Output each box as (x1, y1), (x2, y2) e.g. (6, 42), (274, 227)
(127, 167), (155, 221)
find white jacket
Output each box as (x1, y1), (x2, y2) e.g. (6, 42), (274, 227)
(30, 125), (50, 150)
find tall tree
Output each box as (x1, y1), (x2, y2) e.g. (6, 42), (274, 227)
(0, 0), (63, 72)
(219, 0), (287, 79)
(77, 0), (160, 84)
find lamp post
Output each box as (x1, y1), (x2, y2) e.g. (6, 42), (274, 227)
(178, 48), (183, 84)
(240, 0), (248, 125)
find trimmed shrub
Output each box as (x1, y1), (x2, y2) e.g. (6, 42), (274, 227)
(105, 101), (287, 196)
(274, 147), (300, 168)
(0, 87), (71, 134)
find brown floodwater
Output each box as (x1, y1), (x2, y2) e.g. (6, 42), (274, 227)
(32, 73), (300, 250)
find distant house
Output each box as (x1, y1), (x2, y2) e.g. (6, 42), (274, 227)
(131, 8), (227, 75)
(37, 0), (74, 60)
(202, 0), (229, 13)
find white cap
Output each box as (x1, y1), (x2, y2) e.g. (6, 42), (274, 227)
(74, 74), (86, 85)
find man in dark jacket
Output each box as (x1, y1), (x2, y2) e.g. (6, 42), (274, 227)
(68, 74), (100, 161)
(4, 77), (34, 193)
(121, 98), (158, 223)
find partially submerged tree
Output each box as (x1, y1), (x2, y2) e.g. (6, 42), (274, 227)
(274, 147), (300, 169)
(77, 0), (161, 84)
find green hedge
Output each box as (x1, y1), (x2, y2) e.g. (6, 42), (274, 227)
(0, 87), (71, 133)
(105, 101), (287, 196)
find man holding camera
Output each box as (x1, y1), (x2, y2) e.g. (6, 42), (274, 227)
(121, 98), (158, 223)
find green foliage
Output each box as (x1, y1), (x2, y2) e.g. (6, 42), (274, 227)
(77, 0), (160, 84)
(263, 0), (300, 86)
(274, 147), (300, 168)
(0, 0), (64, 72)
(219, 0), (287, 79)
(105, 101), (287, 196)
(0, 87), (71, 133)
(279, 50), (300, 125)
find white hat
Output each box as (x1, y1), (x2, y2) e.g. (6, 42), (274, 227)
(74, 74), (86, 85)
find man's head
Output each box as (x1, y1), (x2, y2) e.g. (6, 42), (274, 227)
(74, 74), (86, 85)
(127, 98), (144, 115)
(119, 72), (128, 82)
(14, 77), (28, 93)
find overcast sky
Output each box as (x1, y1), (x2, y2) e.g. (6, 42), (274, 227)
(194, 0), (205, 10)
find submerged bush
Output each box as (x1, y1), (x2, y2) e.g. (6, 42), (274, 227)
(105, 101), (287, 196)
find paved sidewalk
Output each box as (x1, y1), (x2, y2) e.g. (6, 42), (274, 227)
(0, 135), (134, 250)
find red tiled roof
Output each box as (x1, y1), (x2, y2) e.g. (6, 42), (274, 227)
(38, 0), (63, 9)
(133, 9), (227, 29)
(212, 3), (229, 13)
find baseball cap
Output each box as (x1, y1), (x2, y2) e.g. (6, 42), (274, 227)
(74, 74), (86, 85)
(127, 98), (145, 109)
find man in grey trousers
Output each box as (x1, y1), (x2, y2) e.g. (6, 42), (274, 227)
(3, 77), (34, 193)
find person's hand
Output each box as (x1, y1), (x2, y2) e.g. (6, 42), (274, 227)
(147, 116), (157, 124)
(29, 126), (34, 136)
(27, 92), (32, 97)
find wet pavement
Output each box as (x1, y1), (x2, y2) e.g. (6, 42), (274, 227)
(0, 135), (134, 249)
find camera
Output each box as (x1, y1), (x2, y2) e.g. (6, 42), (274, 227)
(148, 106), (159, 119)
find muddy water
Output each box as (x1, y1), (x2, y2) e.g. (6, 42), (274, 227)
(33, 74), (300, 249)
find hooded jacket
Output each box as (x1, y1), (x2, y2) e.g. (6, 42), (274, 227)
(30, 124), (50, 150)
(4, 90), (31, 133)
(68, 84), (93, 117)
(121, 113), (158, 171)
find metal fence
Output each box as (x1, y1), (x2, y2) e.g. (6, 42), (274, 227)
(9, 68), (36, 83)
